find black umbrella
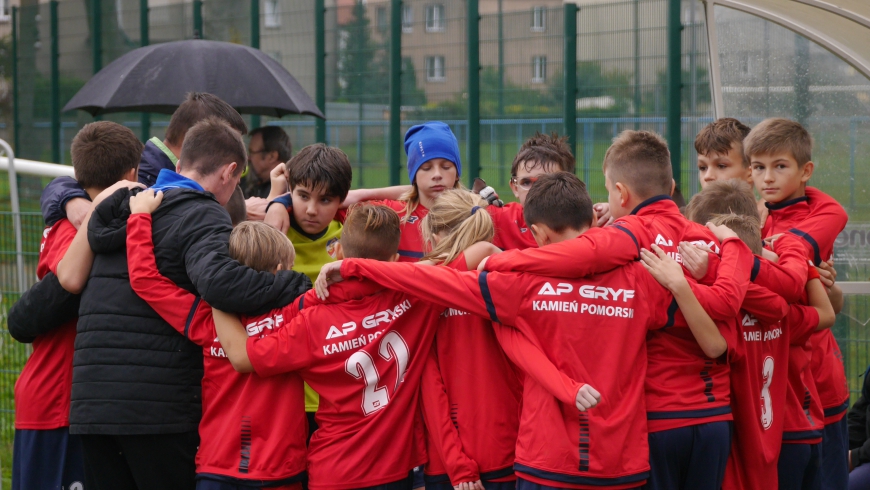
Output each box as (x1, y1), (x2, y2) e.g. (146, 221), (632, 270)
(63, 39), (324, 119)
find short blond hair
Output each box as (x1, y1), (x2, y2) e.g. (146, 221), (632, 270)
(341, 204), (401, 260)
(708, 213), (762, 255)
(229, 221), (295, 272)
(602, 130), (673, 200)
(744, 118), (812, 166)
(422, 189), (494, 265)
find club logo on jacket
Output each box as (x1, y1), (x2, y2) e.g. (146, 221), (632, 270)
(655, 234), (673, 247)
(245, 314), (285, 337)
(406, 216), (419, 224)
(326, 237), (339, 259)
(326, 321), (358, 339)
(362, 300), (413, 329)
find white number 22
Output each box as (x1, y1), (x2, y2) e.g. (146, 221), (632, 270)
(760, 356), (774, 429)
(345, 332), (411, 415)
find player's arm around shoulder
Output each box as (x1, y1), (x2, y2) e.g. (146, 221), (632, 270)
(212, 308), (254, 373)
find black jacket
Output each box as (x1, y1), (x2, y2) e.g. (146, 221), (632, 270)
(8, 271), (80, 344)
(849, 367), (870, 467)
(71, 186), (311, 435)
(40, 139), (175, 225)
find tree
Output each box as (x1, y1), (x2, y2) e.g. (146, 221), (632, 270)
(338, 1), (387, 105)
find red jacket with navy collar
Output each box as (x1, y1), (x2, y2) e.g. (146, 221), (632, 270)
(483, 196), (751, 430)
(763, 187), (849, 425)
(335, 238), (752, 489)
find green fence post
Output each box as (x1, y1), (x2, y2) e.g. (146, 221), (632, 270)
(50, 1), (60, 163)
(666, 0), (682, 188)
(563, 3), (577, 165)
(388, 0), (402, 186)
(12, 6), (20, 154)
(140, 0), (150, 142)
(92, 0), (102, 122)
(251, 0), (261, 130)
(466, 0), (480, 183)
(193, 0), (203, 39)
(315, 0), (326, 144)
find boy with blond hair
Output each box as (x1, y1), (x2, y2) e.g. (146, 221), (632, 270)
(746, 117), (849, 490)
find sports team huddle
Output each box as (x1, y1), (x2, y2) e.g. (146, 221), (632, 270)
(8, 92), (854, 490)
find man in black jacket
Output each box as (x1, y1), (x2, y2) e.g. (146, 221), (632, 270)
(72, 117), (311, 490)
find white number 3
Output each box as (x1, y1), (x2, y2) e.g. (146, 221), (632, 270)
(760, 356), (774, 429)
(345, 332), (411, 415)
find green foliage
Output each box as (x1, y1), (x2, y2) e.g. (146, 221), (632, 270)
(401, 57), (426, 107)
(338, 2), (388, 105)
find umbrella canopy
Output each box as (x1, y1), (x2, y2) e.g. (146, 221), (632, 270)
(63, 39), (324, 119)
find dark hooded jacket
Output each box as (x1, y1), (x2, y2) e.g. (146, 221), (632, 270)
(70, 186), (311, 435)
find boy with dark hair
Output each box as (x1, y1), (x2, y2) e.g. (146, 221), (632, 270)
(212, 204), (449, 490)
(267, 143), (355, 422)
(124, 189), (324, 490)
(243, 126), (293, 199)
(490, 132), (576, 250)
(10, 121), (143, 490)
(40, 92), (249, 228)
(312, 171), (753, 489)
(694, 117), (752, 187)
(64, 117), (310, 490)
(478, 130), (751, 490)
(747, 117), (850, 490)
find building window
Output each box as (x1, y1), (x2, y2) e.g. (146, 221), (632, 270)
(532, 56), (547, 83)
(402, 5), (413, 33)
(426, 56), (445, 82)
(264, 0), (281, 29)
(426, 4), (445, 32)
(376, 6), (388, 32)
(531, 7), (546, 32)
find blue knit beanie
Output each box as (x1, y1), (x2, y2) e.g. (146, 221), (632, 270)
(404, 122), (461, 183)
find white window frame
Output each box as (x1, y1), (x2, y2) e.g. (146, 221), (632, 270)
(402, 5), (413, 33)
(531, 6), (546, 32)
(264, 0), (281, 29)
(532, 56), (547, 83)
(426, 4), (445, 33)
(426, 56), (446, 82)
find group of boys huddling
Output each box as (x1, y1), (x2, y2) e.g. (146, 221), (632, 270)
(8, 91), (850, 490)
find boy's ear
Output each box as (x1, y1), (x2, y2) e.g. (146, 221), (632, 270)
(275, 263), (283, 271)
(669, 179), (676, 197)
(222, 162), (239, 183)
(124, 166), (139, 182)
(615, 182), (630, 208)
(387, 253), (400, 263)
(509, 179), (519, 200)
(335, 242), (344, 260)
(529, 223), (550, 247)
(801, 161), (814, 183)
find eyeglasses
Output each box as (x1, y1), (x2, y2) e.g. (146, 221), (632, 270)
(510, 176), (540, 190)
(249, 148), (268, 156)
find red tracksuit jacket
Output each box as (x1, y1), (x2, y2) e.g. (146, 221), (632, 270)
(373, 199), (428, 262)
(722, 283), (820, 490)
(126, 214), (309, 484)
(489, 202), (537, 250)
(335, 238), (753, 489)
(764, 187), (849, 425)
(246, 282), (444, 490)
(422, 255), (523, 486)
(483, 196), (750, 430)
(15, 218), (77, 430)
